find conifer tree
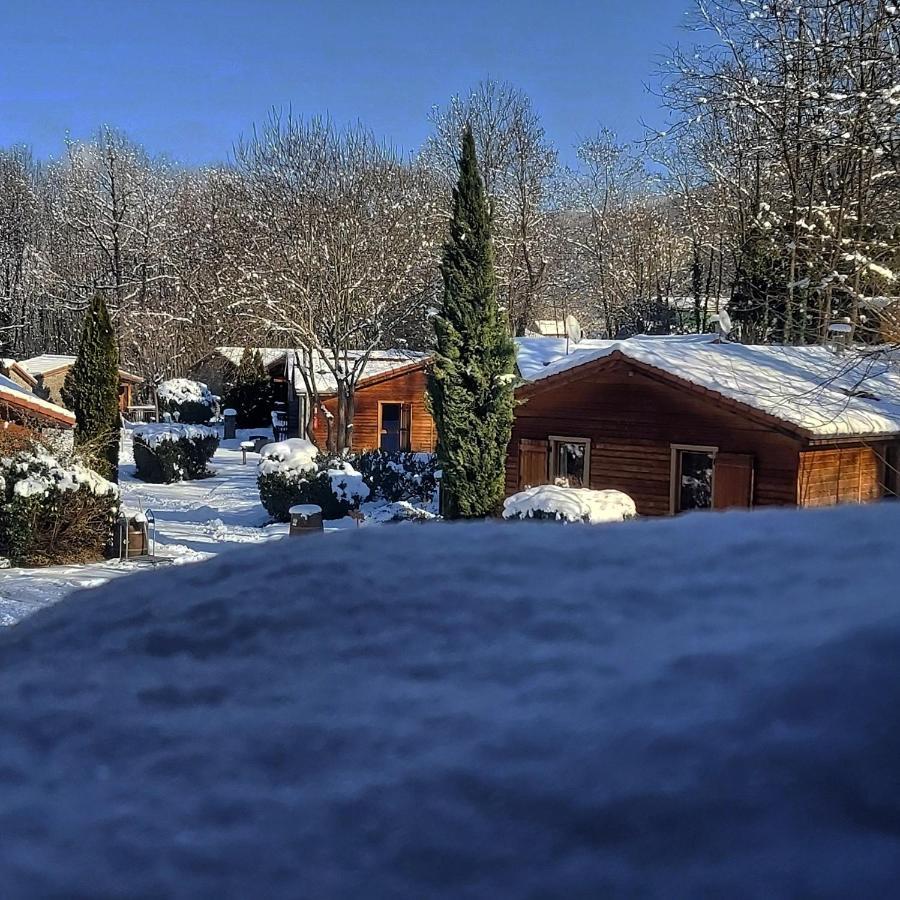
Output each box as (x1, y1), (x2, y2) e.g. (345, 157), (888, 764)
(427, 126), (516, 518)
(62, 293), (121, 481)
(225, 349), (275, 428)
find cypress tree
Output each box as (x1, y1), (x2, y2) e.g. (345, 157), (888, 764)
(62, 293), (121, 482)
(427, 126), (516, 518)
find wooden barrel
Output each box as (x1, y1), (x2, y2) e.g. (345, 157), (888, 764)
(289, 504), (323, 536)
(127, 519), (148, 557)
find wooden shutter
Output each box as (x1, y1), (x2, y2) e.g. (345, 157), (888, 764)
(400, 403), (412, 451)
(518, 438), (549, 489)
(713, 453), (754, 509)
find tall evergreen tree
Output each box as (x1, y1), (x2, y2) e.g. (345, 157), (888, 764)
(62, 293), (121, 481)
(225, 349), (275, 428)
(427, 126), (516, 518)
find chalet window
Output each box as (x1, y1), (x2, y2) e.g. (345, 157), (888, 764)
(380, 402), (411, 452)
(549, 437), (591, 488)
(671, 446), (716, 513)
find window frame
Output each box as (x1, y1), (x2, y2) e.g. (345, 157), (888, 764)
(670, 443), (719, 514)
(548, 435), (592, 488)
(378, 400), (412, 452)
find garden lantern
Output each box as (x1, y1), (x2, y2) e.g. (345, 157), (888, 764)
(145, 509), (156, 558)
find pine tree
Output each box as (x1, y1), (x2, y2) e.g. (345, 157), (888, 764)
(225, 349), (275, 428)
(427, 126), (516, 519)
(62, 293), (121, 482)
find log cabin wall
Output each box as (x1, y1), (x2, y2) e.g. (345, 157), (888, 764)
(507, 361), (803, 516)
(796, 446), (886, 507)
(313, 364), (436, 452)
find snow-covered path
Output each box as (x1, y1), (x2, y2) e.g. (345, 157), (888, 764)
(0, 431), (289, 626)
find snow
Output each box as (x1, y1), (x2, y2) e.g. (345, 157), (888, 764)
(288, 348), (428, 394)
(288, 504), (322, 518)
(132, 423), (218, 448)
(0, 430), (287, 627)
(1, 448), (117, 500)
(503, 485), (636, 523)
(156, 378), (215, 406)
(327, 460), (371, 504)
(1, 502), (900, 894)
(257, 438), (318, 476)
(517, 334), (900, 438)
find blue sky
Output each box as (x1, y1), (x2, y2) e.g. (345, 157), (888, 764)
(1, 0), (691, 166)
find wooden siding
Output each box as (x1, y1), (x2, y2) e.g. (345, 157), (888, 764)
(507, 360), (802, 516)
(797, 447), (885, 507)
(313, 364), (436, 452)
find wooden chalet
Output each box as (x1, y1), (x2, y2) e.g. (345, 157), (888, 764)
(509, 336), (900, 515)
(311, 356), (436, 452)
(0, 374), (76, 440)
(19, 355), (144, 414)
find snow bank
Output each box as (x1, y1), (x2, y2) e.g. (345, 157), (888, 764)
(132, 423), (218, 449)
(257, 438), (318, 476)
(503, 485), (636, 523)
(2, 504), (900, 895)
(156, 378), (214, 406)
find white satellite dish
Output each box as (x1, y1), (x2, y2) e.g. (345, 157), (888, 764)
(711, 309), (733, 341)
(565, 314), (582, 345)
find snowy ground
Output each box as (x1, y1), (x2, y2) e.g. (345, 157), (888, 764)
(1, 502), (899, 896)
(0, 428), (342, 626)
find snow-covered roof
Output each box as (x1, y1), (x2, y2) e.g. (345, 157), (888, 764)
(2, 504), (900, 894)
(0, 374), (76, 426)
(290, 349), (429, 394)
(517, 334), (900, 439)
(19, 354), (143, 382)
(213, 347), (293, 369)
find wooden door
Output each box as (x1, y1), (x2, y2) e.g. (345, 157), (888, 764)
(713, 453), (754, 509)
(518, 438), (549, 489)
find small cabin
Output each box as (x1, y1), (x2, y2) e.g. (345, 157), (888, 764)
(0, 374), (76, 450)
(19, 355), (144, 414)
(311, 357), (436, 452)
(509, 336), (900, 514)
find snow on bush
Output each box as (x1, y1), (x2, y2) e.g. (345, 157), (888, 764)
(132, 423), (219, 484)
(257, 439), (318, 477)
(503, 485), (637, 524)
(257, 443), (369, 522)
(156, 378), (215, 424)
(0, 446), (118, 566)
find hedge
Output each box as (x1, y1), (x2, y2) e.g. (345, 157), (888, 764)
(132, 424), (219, 483)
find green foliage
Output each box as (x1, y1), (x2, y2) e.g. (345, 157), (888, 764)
(132, 429), (219, 484)
(224, 349), (275, 428)
(258, 454), (370, 522)
(426, 126), (516, 519)
(62, 293), (121, 482)
(0, 449), (119, 567)
(353, 450), (437, 504)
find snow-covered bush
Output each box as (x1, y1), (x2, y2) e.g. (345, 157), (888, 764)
(0, 446), (118, 566)
(257, 439), (370, 521)
(132, 424), (219, 484)
(353, 450), (438, 504)
(503, 486), (637, 524)
(156, 378), (216, 425)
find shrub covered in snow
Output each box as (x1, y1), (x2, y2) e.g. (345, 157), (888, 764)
(353, 450), (438, 504)
(0, 446), (118, 566)
(156, 378), (216, 425)
(132, 424), (219, 484)
(257, 439), (370, 521)
(502, 486), (637, 524)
